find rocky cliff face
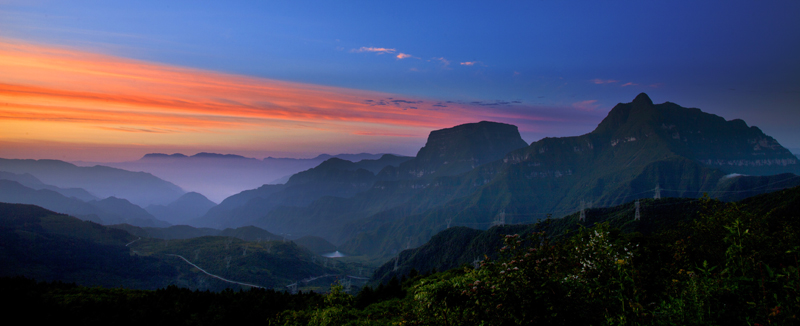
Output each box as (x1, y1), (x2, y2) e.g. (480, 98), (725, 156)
(381, 121), (528, 179)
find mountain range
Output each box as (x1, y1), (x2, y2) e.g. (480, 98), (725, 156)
(0, 159), (185, 207)
(183, 93), (798, 259)
(2, 93), (799, 292)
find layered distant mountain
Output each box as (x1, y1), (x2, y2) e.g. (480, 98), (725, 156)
(87, 152), (402, 202)
(0, 159), (184, 207)
(0, 180), (169, 227)
(0, 171), (98, 201)
(192, 154), (413, 228)
(145, 192), (217, 225)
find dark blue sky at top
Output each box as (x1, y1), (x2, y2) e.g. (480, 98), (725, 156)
(2, 0), (799, 148)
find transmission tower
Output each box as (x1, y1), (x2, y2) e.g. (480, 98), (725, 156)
(579, 200), (586, 222)
(492, 210), (506, 227)
(446, 217), (453, 229)
(634, 199), (640, 221)
(393, 255), (399, 272)
(654, 183), (661, 200)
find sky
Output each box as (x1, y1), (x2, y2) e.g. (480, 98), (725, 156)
(1, 0), (799, 162)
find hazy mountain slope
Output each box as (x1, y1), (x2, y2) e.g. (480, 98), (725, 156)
(92, 152), (398, 203)
(0, 171), (98, 201)
(146, 192), (217, 225)
(0, 159), (185, 206)
(0, 180), (168, 227)
(193, 155), (412, 229)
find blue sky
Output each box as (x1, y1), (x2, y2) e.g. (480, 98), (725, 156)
(1, 0), (799, 160)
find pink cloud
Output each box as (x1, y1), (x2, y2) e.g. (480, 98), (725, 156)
(460, 61), (476, 66)
(572, 100), (600, 111)
(590, 78), (619, 84)
(621, 82), (638, 87)
(351, 47), (396, 54)
(396, 53), (412, 59)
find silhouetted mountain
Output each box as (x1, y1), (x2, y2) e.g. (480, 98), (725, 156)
(146, 192), (217, 225)
(0, 159), (184, 206)
(0, 171), (98, 201)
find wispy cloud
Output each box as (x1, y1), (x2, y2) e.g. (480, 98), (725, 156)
(350, 46), (396, 54)
(590, 78), (619, 85)
(621, 82), (638, 87)
(431, 57), (451, 68)
(572, 100), (600, 111)
(396, 53), (413, 59)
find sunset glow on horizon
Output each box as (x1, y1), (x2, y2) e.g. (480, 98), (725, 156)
(2, 1), (798, 161)
(0, 38), (573, 161)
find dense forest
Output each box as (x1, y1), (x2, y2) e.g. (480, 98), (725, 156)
(5, 188), (798, 325)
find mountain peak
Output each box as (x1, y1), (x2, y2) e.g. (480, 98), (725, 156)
(632, 93), (653, 106)
(391, 121), (528, 178)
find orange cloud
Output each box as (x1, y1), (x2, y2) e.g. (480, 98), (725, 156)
(396, 53), (412, 59)
(460, 61), (476, 66)
(2, 37), (539, 160)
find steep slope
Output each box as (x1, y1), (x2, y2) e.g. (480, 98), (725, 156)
(0, 159), (185, 206)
